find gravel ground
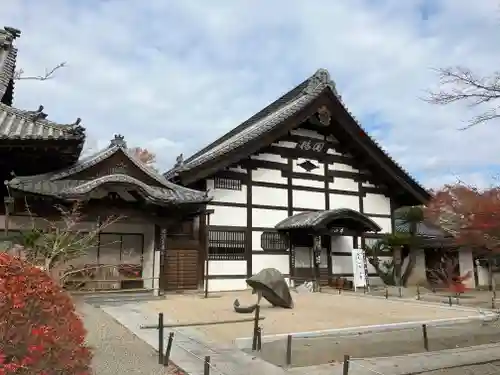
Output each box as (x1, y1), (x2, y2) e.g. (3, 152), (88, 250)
(251, 319), (500, 368)
(147, 291), (476, 344)
(77, 301), (185, 375)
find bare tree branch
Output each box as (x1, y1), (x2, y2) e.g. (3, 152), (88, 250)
(424, 66), (500, 129)
(14, 62), (67, 81)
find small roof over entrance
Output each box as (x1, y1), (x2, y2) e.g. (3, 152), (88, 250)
(275, 209), (382, 234)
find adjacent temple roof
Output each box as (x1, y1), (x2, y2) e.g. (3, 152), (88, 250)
(0, 104), (85, 141)
(6, 134), (211, 206)
(165, 68), (431, 206)
(0, 26), (19, 105)
(0, 26), (86, 145)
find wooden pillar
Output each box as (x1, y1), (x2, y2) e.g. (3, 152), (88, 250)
(288, 231), (294, 287)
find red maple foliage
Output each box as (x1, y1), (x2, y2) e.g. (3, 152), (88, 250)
(425, 184), (500, 253)
(130, 147), (156, 166)
(0, 253), (92, 375)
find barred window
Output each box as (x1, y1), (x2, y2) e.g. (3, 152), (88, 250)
(261, 232), (288, 251)
(214, 177), (242, 191)
(209, 230), (245, 260)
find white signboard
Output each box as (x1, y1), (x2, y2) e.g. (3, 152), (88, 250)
(351, 248), (367, 290)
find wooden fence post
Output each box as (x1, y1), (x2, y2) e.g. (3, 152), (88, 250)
(158, 313), (164, 365)
(422, 324), (429, 351)
(252, 305), (260, 351)
(343, 354), (350, 375)
(163, 332), (174, 365)
(204, 356), (210, 375)
(286, 334), (292, 366)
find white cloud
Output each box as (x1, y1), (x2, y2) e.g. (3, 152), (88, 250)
(2, 0), (499, 188)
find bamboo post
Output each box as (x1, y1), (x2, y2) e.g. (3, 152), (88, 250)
(286, 334), (292, 366)
(163, 332), (174, 365)
(448, 295), (452, 306)
(342, 354), (350, 375)
(385, 286), (389, 299)
(416, 284), (421, 300)
(158, 313), (164, 364)
(493, 293), (496, 309)
(204, 356), (210, 375)
(422, 324), (429, 351)
(252, 305), (260, 351)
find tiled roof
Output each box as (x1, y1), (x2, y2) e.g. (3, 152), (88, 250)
(0, 103), (86, 141)
(164, 68), (430, 205)
(275, 208), (382, 233)
(395, 218), (453, 239)
(0, 27), (19, 103)
(164, 70), (330, 179)
(7, 135), (211, 205)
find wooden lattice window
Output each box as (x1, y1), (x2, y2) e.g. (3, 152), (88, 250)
(214, 177), (242, 191)
(208, 230), (245, 260)
(261, 232), (288, 252)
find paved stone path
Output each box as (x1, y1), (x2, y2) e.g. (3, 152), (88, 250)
(79, 302), (183, 374)
(101, 302), (287, 375)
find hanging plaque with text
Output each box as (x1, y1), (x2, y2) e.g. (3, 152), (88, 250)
(296, 140), (325, 153)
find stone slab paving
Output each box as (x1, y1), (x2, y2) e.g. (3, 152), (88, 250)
(101, 302), (287, 375)
(286, 344), (500, 375)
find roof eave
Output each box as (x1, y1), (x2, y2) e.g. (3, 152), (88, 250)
(323, 88), (430, 206)
(175, 96), (325, 186)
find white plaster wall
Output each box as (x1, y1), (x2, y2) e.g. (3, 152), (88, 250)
(332, 163), (358, 173)
(252, 185), (288, 206)
(251, 153), (287, 164)
(253, 168), (287, 184)
(329, 194), (359, 211)
(291, 128), (324, 139)
(207, 205), (246, 226)
(252, 208), (288, 228)
(458, 249), (476, 288)
(252, 254), (289, 275)
(207, 260), (246, 276)
(329, 177), (358, 192)
(293, 190), (325, 210)
(207, 178), (247, 204)
(369, 216), (393, 233)
(293, 177), (324, 189)
(363, 193), (391, 216)
(206, 278), (248, 292)
(205, 261), (247, 292)
(274, 140), (295, 149)
(294, 246), (327, 268)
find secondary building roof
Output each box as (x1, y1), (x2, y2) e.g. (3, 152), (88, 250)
(7, 134), (211, 206)
(0, 103), (85, 141)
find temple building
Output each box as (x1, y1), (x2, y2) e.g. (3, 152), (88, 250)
(1, 26), (479, 293)
(164, 68), (438, 291)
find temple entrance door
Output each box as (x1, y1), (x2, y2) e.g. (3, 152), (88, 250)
(163, 238), (200, 291)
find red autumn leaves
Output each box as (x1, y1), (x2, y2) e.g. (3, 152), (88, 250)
(425, 184), (500, 253)
(0, 253), (92, 374)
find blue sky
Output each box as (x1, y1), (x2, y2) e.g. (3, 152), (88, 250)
(3, 0), (500, 188)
